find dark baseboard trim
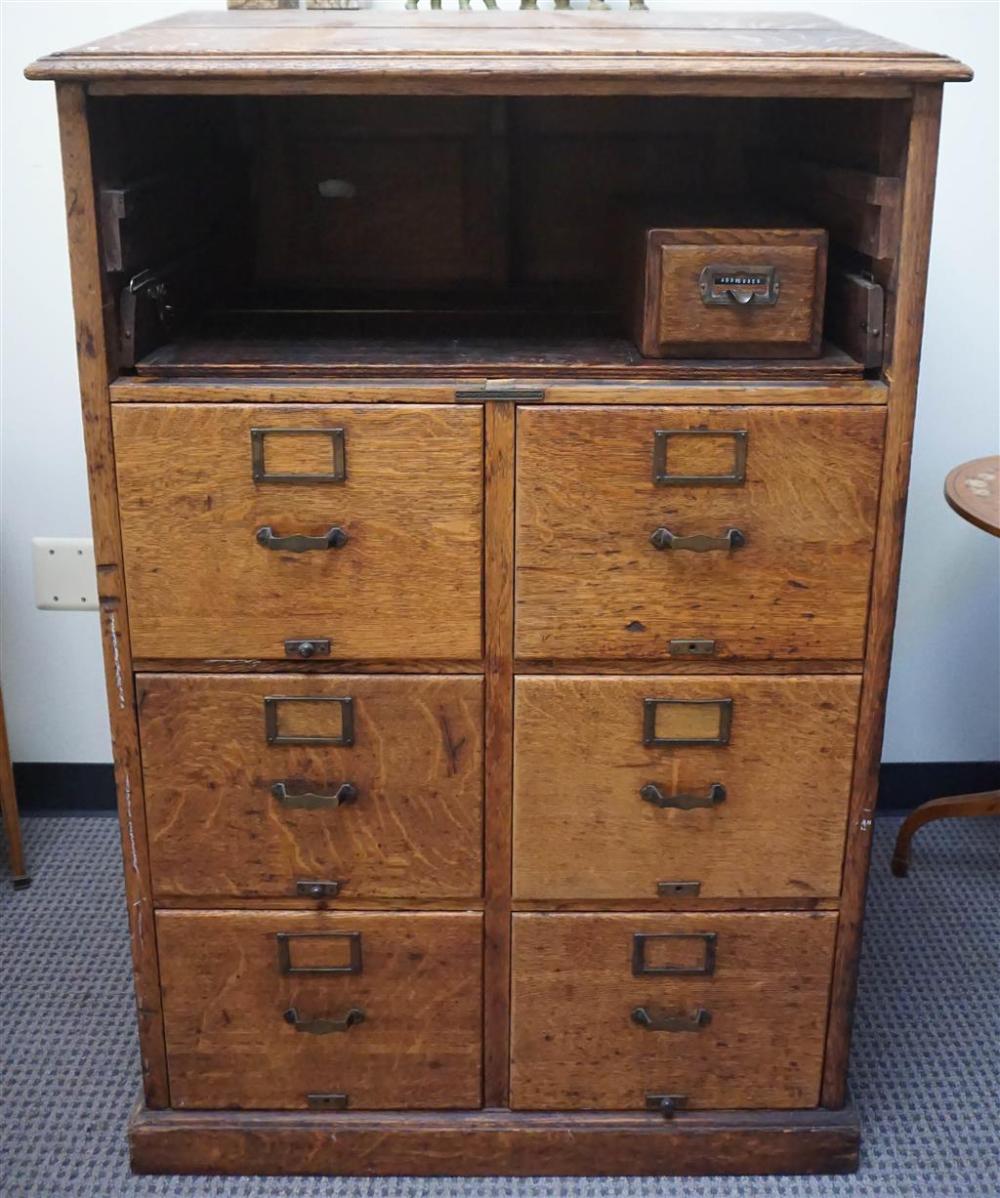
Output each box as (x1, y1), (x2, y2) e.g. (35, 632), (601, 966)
(12, 760), (1000, 816)
(876, 761), (1000, 813)
(13, 763), (116, 815)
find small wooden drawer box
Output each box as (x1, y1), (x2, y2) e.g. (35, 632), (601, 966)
(625, 219), (829, 359)
(156, 910), (483, 1110)
(513, 675), (860, 902)
(510, 912), (836, 1112)
(138, 673), (484, 902)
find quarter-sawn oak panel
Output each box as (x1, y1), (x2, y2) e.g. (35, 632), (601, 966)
(157, 910), (483, 1110)
(510, 911), (836, 1111)
(139, 673), (483, 901)
(515, 405), (884, 661)
(113, 404), (483, 661)
(513, 674), (860, 901)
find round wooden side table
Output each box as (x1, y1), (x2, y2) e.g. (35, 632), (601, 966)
(891, 456), (1000, 876)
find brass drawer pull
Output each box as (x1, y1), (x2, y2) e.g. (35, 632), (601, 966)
(256, 525), (348, 553)
(272, 782), (358, 810)
(283, 1007), (365, 1035)
(699, 264), (780, 307)
(631, 1006), (711, 1033)
(640, 782), (726, 811)
(650, 526), (745, 552)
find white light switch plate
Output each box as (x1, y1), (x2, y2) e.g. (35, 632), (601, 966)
(32, 537), (99, 610)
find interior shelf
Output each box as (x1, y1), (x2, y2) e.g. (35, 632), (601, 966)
(134, 308), (864, 381)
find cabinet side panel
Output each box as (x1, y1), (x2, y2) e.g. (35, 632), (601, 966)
(822, 84), (944, 1107)
(54, 83), (169, 1107)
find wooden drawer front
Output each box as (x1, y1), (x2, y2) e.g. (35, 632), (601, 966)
(515, 406), (884, 661)
(513, 675), (859, 901)
(113, 405), (483, 661)
(157, 911), (482, 1110)
(139, 674), (483, 901)
(641, 230), (827, 358)
(510, 912), (836, 1111)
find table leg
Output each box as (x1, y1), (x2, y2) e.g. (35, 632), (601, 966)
(891, 790), (1000, 877)
(0, 690), (30, 889)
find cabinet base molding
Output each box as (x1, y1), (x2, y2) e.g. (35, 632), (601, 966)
(128, 1102), (859, 1177)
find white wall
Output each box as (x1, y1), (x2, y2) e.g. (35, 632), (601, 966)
(1, 0), (997, 765)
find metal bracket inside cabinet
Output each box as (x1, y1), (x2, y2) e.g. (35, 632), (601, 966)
(118, 267), (175, 368)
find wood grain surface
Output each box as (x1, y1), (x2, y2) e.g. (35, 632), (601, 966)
(513, 675), (860, 901)
(128, 1102), (860, 1177)
(26, 10), (972, 87)
(131, 336), (866, 382)
(515, 405), (885, 661)
(944, 456), (1000, 537)
(138, 673), (483, 901)
(156, 910), (483, 1110)
(113, 404), (483, 661)
(55, 83), (170, 1106)
(30, 12), (971, 1176)
(109, 378), (888, 406)
(631, 227), (826, 358)
(510, 912), (837, 1110)
(482, 402), (515, 1107)
(821, 85), (945, 1107)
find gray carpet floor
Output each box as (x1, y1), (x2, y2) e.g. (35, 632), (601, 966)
(1, 813), (998, 1198)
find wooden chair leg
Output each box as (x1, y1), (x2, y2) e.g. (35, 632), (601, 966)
(891, 789), (1000, 877)
(0, 689), (30, 889)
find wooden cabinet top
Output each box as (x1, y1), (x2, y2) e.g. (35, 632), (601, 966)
(26, 8), (971, 90)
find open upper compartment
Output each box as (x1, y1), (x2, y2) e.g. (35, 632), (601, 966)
(28, 9), (971, 384)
